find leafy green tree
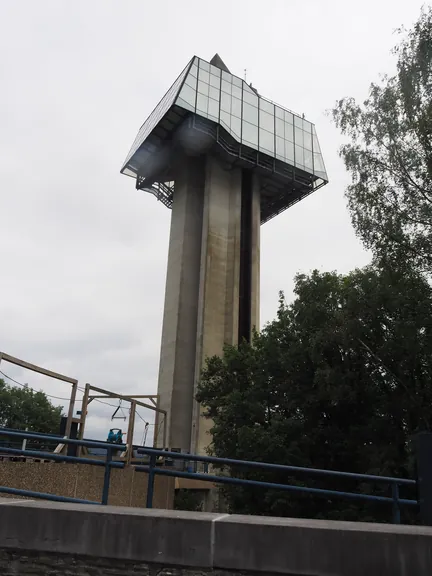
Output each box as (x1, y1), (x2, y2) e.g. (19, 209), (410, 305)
(0, 379), (63, 448)
(332, 7), (432, 274)
(174, 489), (204, 512)
(197, 265), (432, 522)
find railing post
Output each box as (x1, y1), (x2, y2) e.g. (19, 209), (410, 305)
(21, 428), (28, 451)
(391, 483), (401, 524)
(146, 453), (157, 509)
(417, 432), (432, 525)
(101, 447), (112, 505)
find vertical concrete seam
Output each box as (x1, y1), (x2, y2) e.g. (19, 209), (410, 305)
(210, 513), (229, 568)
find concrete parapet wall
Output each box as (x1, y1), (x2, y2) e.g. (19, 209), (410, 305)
(0, 500), (431, 575)
(0, 462), (174, 508)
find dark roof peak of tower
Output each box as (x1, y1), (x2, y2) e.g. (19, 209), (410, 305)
(210, 53), (230, 73)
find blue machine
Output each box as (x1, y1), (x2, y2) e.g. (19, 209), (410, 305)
(107, 428), (123, 444)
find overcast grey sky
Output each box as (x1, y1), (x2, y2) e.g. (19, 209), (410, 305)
(0, 0), (427, 441)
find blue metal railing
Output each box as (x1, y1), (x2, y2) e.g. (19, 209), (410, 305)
(135, 447), (418, 524)
(0, 429), (126, 505)
(0, 428), (418, 523)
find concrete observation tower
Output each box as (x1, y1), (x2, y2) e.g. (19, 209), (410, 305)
(121, 54), (328, 455)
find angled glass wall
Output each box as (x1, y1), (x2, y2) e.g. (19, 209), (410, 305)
(122, 60), (192, 171)
(176, 57), (328, 182)
(121, 55), (328, 184)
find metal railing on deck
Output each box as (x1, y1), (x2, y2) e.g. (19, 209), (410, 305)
(0, 429), (126, 505)
(0, 428), (418, 523)
(136, 447), (418, 524)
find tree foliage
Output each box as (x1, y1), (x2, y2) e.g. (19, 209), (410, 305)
(0, 378), (63, 438)
(174, 489), (204, 512)
(332, 7), (432, 274)
(197, 265), (432, 521)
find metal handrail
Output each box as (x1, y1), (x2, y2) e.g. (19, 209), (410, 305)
(0, 429), (418, 523)
(137, 446), (416, 486)
(134, 447), (417, 524)
(0, 429), (127, 451)
(0, 429), (126, 505)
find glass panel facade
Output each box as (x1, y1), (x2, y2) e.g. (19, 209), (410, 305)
(295, 126), (303, 147)
(220, 110), (230, 131)
(259, 129), (274, 154)
(260, 110), (274, 132)
(122, 59), (192, 168)
(304, 130), (312, 151)
(178, 83), (196, 106)
(198, 71), (209, 88)
(231, 96), (242, 117)
(243, 102), (258, 124)
(295, 145), (304, 168)
(243, 90), (258, 107)
(174, 58), (328, 180)
(209, 64), (220, 77)
(199, 60), (210, 72)
(260, 99), (274, 115)
(221, 91), (230, 113)
(232, 84), (242, 99)
(124, 55), (328, 182)
(210, 74), (220, 88)
(231, 116), (241, 139)
(176, 97), (194, 113)
(198, 80), (209, 96)
(285, 140), (294, 163)
(208, 98), (219, 121)
(196, 93), (208, 114)
(305, 148), (313, 171)
(276, 136), (284, 160)
(285, 122), (294, 142)
(221, 79), (231, 94)
(209, 86), (219, 101)
(242, 120), (258, 146)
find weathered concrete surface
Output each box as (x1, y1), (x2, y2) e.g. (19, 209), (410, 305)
(156, 154), (205, 451)
(215, 514), (432, 575)
(0, 462), (174, 509)
(251, 172), (260, 332)
(191, 156), (244, 456)
(156, 152), (261, 455)
(0, 501), (432, 575)
(0, 502), (215, 568)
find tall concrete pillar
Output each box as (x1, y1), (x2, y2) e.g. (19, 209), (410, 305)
(156, 155), (205, 450)
(191, 156), (243, 455)
(251, 174), (261, 333)
(156, 153), (260, 454)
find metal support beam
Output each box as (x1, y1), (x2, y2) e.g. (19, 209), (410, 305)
(88, 394), (158, 402)
(79, 385), (166, 449)
(0, 351), (79, 441)
(65, 382), (78, 440)
(153, 396), (167, 448)
(77, 383), (90, 458)
(126, 400), (136, 465)
(88, 385), (166, 414)
(0, 352), (77, 384)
